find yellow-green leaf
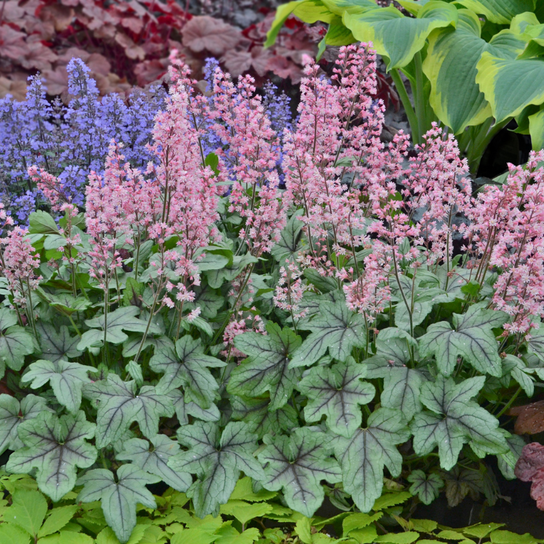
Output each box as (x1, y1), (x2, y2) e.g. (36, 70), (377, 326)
(529, 107), (544, 149)
(38, 506), (78, 538)
(455, 0), (535, 25)
(343, 1), (458, 69)
(322, 0), (377, 15)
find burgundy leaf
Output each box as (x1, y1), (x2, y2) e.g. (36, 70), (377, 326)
(182, 15), (241, 56)
(508, 400), (544, 435)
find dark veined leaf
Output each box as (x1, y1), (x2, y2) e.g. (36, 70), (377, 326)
(229, 323), (302, 410)
(0, 394), (52, 454)
(290, 302), (366, 367)
(6, 411), (97, 501)
(298, 290), (345, 319)
(149, 335), (225, 407)
(418, 303), (508, 376)
(230, 396), (299, 439)
(36, 322), (82, 363)
(0, 307), (35, 374)
(167, 389), (220, 425)
(168, 421), (263, 517)
(407, 470), (444, 505)
(78, 306), (161, 351)
(22, 359), (94, 413)
(77, 465), (160, 543)
(270, 210), (305, 263)
(334, 408), (410, 512)
(297, 357), (375, 438)
(84, 374), (174, 448)
(257, 428), (342, 517)
(412, 376), (508, 470)
(116, 435), (191, 493)
(497, 431), (526, 480)
(187, 284), (224, 319)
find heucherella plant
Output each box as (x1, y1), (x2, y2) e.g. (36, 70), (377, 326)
(1, 43), (543, 543)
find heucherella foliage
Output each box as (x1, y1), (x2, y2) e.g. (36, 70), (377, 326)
(0, 42), (542, 543)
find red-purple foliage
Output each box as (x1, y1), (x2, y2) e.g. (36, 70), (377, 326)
(515, 442), (544, 510)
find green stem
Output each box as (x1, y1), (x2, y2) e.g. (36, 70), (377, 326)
(496, 387), (522, 418)
(391, 69), (419, 144)
(413, 52), (427, 139)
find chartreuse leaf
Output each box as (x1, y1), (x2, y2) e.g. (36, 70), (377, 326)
(0, 394), (51, 454)
(418, 303), (507, 377)
(37, 322), (83, 363)
(22, 359), (94, 413)
(476, 52), (544, 123)
(116, 435), (191, 493)
(168, 421), (263, 517)
(343, 1), (458, 69)
(150, 336), (225, 407)
(230, 396), (299, 439)
(297, 358), (375, 438)
(290, 302), (366, 367)
(407, 470), (444, 505)
(322, 0), (377, 15)
(78, 306), (160, 351)
(257, 428), (342, 517)
(3, 489), (47, 537)
(528, 108), (544, 151)
(265, 0), (335, 47)
(229, 323), (302, 410)
(0, 307), (35, 373)
(334, 408), (410, 513)
(214, 525), (260, 544)
(456, 0), (535, 25)
(77, 465), (160, 543)
(38, 505), (78, 538)
(412, 376), (508, 470)
(6, 411), (97, 501)
(84, 374), (174, 448)
(423, 10), (525, 133)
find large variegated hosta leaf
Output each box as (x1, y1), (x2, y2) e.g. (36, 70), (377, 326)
(290, 302), (366, 368)
(456, 0), (535, 25)
(84, 374), (174, 448)
(0, 307), (35, 374)
(418, 303), (508, 377)
(78, 465), (159, 543)
(258, 428), (342, 517)
(21, 359), (94, 413)
(6, 411), (97, 501)
(0, 394), (52, 454)
(423, 10), (524, 134)
(168, 421), (263, 517)
(77, 306), (161, 352)
(334, 408), (410, 513)
(343, 1), (458, 69)
(116, 435), (191, 493)
(411, 376), (508, 470)
(230, 396), (299, 439)
(297, 358), (375, 438)
(149, 336), (225, 407)
(229, 323), (302, 410)
(365, 328), (425, 422)
(36, 322), (82, 363)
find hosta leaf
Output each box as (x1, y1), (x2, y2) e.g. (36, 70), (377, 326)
(411, 376), (508, 470)
(297, 358), (375, 437)
(22, 359), (94, 413)
(334, 408), (410, 512)
(37, 322), (82, 363)
(168, 421), (263, 517)
(6, 411), (97, 501)
(149, 336), (225, 407)
(476, 53), (544, 123)
(418, 303), (507, 376)
(229, 323), (302, 410)
(116, 435), (191, 493)
(456, 0), (535, 25)
(258, 428), (342, 517)
(230, 396), (299, 439)
(0, 307), (35, 373)
(290, 302), (366, 367)
(78, 306), (160, 351)
(343, 1), (458, 69)
(424, 11), (524, 133)
(0, 394), (52, 454)
(167, 389), (220, 425)
(77, 465), (159, 543)
(84, 374), (173, 448)
(407, 470), (444, 505)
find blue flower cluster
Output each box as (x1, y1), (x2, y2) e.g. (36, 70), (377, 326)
(0, 57), (294, 224)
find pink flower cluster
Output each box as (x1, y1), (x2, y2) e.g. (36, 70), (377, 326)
(274, 260), (308, 319)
